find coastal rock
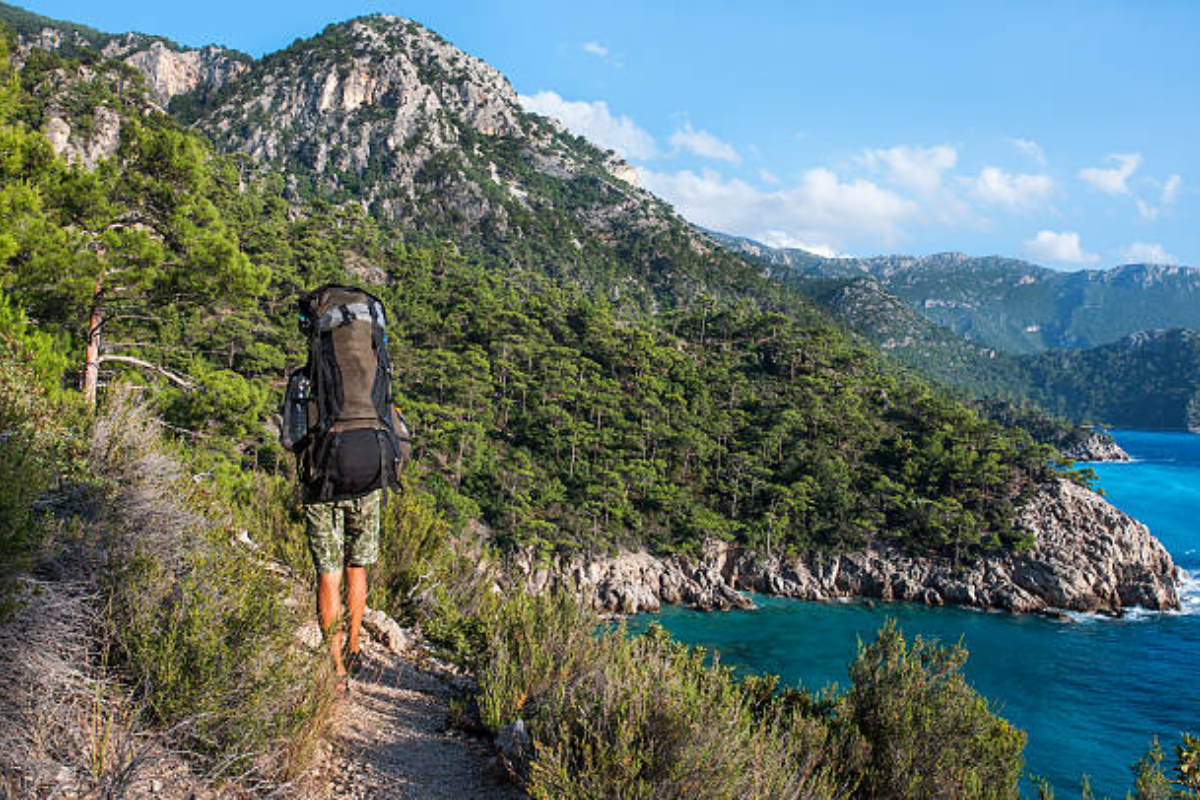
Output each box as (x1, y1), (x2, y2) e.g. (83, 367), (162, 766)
(1062, 432), (1131, 462)
(516, 479), (1179, 617)
(511, 542), (754, 615)
(1012, 478), (1177, 611)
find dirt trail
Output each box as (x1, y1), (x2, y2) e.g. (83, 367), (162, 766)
(312, 641), (522, 800)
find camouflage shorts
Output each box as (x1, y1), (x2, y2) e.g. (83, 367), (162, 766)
(303, 489), (382, 575)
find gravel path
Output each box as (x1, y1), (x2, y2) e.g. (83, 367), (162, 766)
(317, 642), (523, 799)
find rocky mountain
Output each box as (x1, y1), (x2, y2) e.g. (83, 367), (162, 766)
(164, 16), (797, 314)
(7, 8), (830, 319)
(0, 2), (249, 109)
(716, 232), (1200, 354)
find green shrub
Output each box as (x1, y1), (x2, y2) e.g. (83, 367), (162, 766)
(839, 619), (1025, 800)
(476, 590), (597, 731)
(1130, 734), (1200, 800)
(0, 328), (81, 620)
(522, 622), (843, 799)
(217, 468), (311, 576)
(370, 476), (460, 619)
(465, 582), (1028, 799)
(469, 586), (846, 798)
(110, 542), (328, 769)
(368, 477), (512, 671)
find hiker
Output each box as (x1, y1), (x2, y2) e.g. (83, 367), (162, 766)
(281, 285), (411, 688)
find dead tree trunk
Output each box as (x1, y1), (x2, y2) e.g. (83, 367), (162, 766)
(83, 280), (103, 408)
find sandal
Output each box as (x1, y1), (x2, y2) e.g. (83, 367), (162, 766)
(345, 649), (364, 678)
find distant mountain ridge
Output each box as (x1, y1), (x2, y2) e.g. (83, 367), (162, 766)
(714, 233), (1200, 430)
(714, 232), (1200, 354)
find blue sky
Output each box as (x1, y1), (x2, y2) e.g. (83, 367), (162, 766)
(19, 0), (1199, 268)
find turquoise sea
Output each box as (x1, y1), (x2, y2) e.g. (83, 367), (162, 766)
(632, 430), (1200, 797)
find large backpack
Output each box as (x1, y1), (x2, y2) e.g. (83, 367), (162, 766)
(281, 284), (411, 501)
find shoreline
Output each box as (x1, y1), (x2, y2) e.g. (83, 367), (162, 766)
(515, 478), (1180, 619)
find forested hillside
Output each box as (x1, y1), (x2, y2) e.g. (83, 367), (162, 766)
(0, 17), (1079, 565)
(1019, 330), (1200, 431)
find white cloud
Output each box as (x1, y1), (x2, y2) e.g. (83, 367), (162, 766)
(1023, 230), (1099, 265)
(1078, 153), (1141, 195)
(858, 144), (978, 225)
(1162, 174), (1182, 205)
(1119, 241), (1179, 265)
(1012, 139), (1047, 166)
(758, 230), (845, 258)
(639, 166), (918, 250)
(861, 144), (958, 194)
(971, 167), (1056, 210)
(518, 91), (657, 160)
(858, 144), (975, 226)
(1136, 174), (1183, 220)
(668, 124), (740, 163)
(582, 41), (609, 57)
(758, 168), (780, 184)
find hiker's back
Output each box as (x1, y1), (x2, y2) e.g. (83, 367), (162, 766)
(282, 284), (410, 500)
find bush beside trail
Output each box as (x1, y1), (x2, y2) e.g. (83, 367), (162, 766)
(0, 380), (333, 796)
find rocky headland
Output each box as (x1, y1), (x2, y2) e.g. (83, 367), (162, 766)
(1062, 431), (1131, 462)
(515, 478), (1179, 618)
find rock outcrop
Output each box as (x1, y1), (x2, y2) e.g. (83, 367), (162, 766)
(513, 544), (754, 615)
(20, 28), (249, 110)
(517, 479), (1179, 617)
(1062, 432), (1131, 462)
(42, 104), (121, 169)
(110, 40), (249, 107)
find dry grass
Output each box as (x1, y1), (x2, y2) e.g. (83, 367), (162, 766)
(0, 571), (175, 799)
(0, 387), (334, 798)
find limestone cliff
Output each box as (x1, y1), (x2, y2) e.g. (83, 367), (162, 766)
(102, 36), (249, 107)
(19, 27), (248, 109)
(17, 24), (248, 168)
(519, 479), (1180, 617)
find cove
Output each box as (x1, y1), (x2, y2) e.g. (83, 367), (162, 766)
(631, 430), (1200, 797)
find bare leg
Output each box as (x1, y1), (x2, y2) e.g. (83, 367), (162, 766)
(317, 570), (345, 677)
(345, 565), (367, 656)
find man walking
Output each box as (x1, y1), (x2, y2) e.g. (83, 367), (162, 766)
(282, 284), (409, 687)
